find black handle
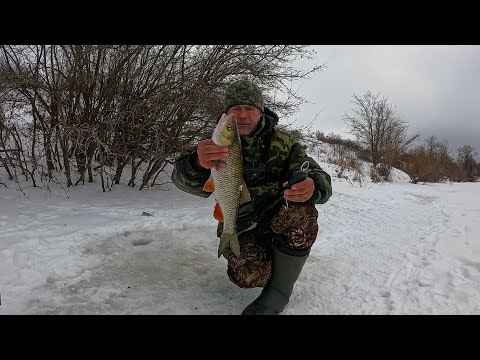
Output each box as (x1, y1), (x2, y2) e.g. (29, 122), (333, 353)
(284, 170), (307, 190)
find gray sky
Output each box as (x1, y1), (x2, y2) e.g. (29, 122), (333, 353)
(285, 45), (480, 160)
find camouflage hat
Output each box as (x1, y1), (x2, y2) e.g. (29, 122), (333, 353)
(224, 79), (265, 113)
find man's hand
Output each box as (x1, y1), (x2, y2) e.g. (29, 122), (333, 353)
(196, 139), (229, 170)
(283, 177), (314, 203)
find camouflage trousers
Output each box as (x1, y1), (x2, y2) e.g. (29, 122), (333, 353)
(220, 202), (319, 288)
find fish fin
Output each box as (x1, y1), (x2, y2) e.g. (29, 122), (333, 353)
(218, 231), (240, 258)
(213, 202), (224, 222)
(203, 176), (215, 192)
(239, 180), (251, 204)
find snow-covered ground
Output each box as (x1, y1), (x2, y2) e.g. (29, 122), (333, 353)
(1, 151), (479, 314)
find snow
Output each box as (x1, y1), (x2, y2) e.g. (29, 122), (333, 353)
(1, 149), (479, 314)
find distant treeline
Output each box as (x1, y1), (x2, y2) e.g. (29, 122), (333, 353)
(307, 130), (479, 184)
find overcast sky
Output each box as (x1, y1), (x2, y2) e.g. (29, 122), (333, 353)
(286, 45), (480, 159)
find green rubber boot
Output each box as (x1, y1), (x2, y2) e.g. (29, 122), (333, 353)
(241, 247), (308, 315)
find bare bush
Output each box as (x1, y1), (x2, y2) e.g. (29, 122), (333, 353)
(402, 146), (439, 184)
(0, 45), (323, 191)
(315, 131), (362, 152)
(400, 135), (469, 184)
(327, 143), (364, 185)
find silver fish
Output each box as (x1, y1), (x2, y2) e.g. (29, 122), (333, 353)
(203, 113), (251, 258)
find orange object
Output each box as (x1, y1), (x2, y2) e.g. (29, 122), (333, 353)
(203, 177), (215, 192)
(214, 202), (224, 222)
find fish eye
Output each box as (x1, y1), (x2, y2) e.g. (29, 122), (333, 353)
(227, 124), (232, 131)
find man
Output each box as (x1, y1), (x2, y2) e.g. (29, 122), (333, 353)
(171, 79), (332, 315)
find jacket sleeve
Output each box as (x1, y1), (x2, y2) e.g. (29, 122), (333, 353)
(171, 147), (212, 198)
(286, 142), (332, 205)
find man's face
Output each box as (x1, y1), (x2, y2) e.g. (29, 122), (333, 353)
(226, 105), (262, 136)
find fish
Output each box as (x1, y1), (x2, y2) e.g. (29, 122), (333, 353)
(202, 113), (251, 258)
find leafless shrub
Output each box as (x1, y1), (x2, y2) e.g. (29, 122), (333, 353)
(0, 45), (323, 192)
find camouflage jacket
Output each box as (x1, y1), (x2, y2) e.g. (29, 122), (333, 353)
(171, 107), (332, 235)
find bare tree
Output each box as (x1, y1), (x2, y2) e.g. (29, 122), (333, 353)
(343, 91), (419, 180)
(457, 145), (478, 182)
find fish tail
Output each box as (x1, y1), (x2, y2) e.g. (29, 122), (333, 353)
(218, 231), (240, 258)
